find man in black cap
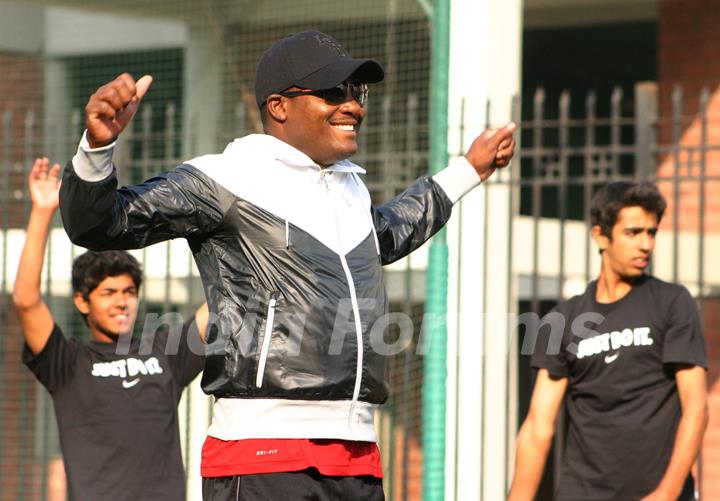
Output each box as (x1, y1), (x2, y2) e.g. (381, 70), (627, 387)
(59, 31), (516, 500)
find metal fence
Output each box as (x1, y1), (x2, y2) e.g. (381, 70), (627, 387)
(2, 72), (720, 501)
(1, 1), (429, 500)
(508, 81), (720, 499)
(0, 91), (431, 500)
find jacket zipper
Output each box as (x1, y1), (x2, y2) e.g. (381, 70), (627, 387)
(255, 293), (278, 388)
(339, 255), (364, 434)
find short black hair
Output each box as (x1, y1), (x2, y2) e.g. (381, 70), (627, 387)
(590, 181), (667, 237)
(71, 251), (143, 299)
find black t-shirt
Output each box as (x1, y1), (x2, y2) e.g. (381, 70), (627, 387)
(23, 319), (205, 501)
(531, 275), (706, 501)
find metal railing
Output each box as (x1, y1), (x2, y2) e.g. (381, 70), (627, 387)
(1, 81), (719, 499)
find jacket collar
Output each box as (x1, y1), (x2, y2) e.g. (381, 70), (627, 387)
(230, 134), (366, 174)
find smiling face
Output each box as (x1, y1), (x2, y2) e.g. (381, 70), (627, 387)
(593, 206), (658, 282)
(73, 274), (139, 343)
(265, 87), (366, 166)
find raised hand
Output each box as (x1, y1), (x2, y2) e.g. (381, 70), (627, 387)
(28, 157), (61, 212)
(494, 131), (516, 167)
(465, 123), (517, 182)
(85, 73), (153, 148)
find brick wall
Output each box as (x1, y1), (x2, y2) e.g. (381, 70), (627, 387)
(0, 52), (45, 499)
(0, 296), (42, 499)
(656, 0), (720, 233)
(388, 429), (422, 501)
(658, 0), (720, 122)
(0, 52), (43, 229)
(656, 3), (720, 497)
(700, 297), (720, 498)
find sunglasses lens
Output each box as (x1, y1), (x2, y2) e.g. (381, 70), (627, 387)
(313, 82), (369, 106)
(323, 86), (349, 104)
(351, 83), (368, 107)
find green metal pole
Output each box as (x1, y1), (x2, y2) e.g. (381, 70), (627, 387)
(422, 0), (450, 499)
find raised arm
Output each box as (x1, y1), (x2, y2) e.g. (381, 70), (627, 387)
(374, 123), (516, 264)
(85, 72), (153, 149)
(13, 158), (61, 355)
(60, 73), (229, 250)
(508, 368), (568, 501)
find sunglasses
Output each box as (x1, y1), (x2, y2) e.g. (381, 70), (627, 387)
(278, 81), (369, 107)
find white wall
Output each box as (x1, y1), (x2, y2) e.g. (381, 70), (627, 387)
(44, 6), (187, 57)
(444, 0), (523, 500)
(0, 2), (43, 52)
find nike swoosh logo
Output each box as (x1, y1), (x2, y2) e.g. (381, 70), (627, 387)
(122, 378), (140, 388)
(604, 353), (619, 364)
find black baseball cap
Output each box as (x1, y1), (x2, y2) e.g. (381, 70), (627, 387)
(254, 31), (384, 108)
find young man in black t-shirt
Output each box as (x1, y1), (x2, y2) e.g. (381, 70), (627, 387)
(508, 182), (708, 501)
(12, 158), (207, 501)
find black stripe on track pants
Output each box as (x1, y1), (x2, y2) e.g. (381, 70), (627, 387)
(202, 469), (385, 501)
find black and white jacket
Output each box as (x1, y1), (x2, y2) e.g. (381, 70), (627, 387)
(60, 133), (481, 442)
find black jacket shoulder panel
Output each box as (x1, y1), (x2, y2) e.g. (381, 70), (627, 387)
(60, 162), (234, 250)
(372, 175), (453, 265)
